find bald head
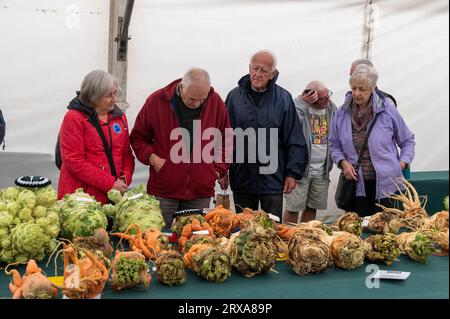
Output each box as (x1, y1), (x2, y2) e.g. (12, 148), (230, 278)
(181, 67), (211, 89)
(250, 50), (277, 71)
(306, 80), (328, 93)
(305, 80), (331, 109)
(179, 68), (211, 109)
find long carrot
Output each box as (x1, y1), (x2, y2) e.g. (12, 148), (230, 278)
(110, 232), (136, 242)
(5, 269), (23, 288)
(131, 224), (153, 260)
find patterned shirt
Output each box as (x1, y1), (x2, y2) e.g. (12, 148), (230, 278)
(308, 106), (328, 177)
(351, 103), (376, 180)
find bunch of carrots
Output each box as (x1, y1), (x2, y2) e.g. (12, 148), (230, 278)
(205, 205), (240, 238)
(111, 224), (171, 261)
(178, 219), (215, 251)
(6, 259), (58, 299)
(59, 243), (110, 299)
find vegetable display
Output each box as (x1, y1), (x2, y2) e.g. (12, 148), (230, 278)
(287, 228), (333, 275)
(58, 188), (107, 240)
(227, 225), (277, 277)
(335, 212), (362, 236)
(6, 259), (57, 299)
(204, 205), (240, 238)
(365, 234), (401, 266)
(377, 178), (428, 230)
(395, 231), (436, 263)
(155, 250), (186, 286)
(0, 186), (60, 263)
(365, 212), (402, 234)
(107, 185), (165, 233)
(110, 251), (151, 291)
(329, 232), (371, 270)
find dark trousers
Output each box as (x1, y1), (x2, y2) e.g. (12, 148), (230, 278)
(233, 193), (283, 220)
(157, 196), (211, 230)
(350, 179), (396, 217)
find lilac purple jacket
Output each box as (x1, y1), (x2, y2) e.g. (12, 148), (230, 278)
(329, 91), (415, 199)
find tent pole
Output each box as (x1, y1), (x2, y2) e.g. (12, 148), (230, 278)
(362, 0), (375, 60)
(108, 0), (134, 110)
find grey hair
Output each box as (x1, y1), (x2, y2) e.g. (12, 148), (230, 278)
(181, 68), (211, 89)
(351, 58), (374, 69)
(79, 70), (120, 105)
(349, 64), (378, 90)
(306, 80), (328, 93)
(250, 50), (277, 71)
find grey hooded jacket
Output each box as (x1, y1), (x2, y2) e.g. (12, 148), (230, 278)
(293, 97), (337, 180)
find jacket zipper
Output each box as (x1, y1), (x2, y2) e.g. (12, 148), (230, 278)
(170, 93), (209, 199)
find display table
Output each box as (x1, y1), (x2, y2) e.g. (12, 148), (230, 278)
(408, 171), (449, 215)
(1, 254), (447, 299)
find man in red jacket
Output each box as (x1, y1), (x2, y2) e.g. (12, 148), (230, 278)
(131, 68), (231, 227)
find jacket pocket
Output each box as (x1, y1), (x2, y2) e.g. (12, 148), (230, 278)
(150, 159), (178, 195)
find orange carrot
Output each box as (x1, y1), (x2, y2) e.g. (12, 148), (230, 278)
(25, 259), (40, 276)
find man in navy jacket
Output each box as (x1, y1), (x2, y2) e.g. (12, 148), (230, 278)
(223, 50), (308, 220)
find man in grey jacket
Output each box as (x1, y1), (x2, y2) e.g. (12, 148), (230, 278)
(283, 81), (337, 223)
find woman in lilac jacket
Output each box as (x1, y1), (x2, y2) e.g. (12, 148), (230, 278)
(329, 64), (415, 216)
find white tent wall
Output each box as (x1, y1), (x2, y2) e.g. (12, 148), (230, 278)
(126, 0), (365, 219)
(369, 0), (449, 171)
(0, 0), (448, 220)
(0, 0), (110, 154)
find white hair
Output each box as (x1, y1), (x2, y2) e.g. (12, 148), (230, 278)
(250, 50), (277, 71)
(80, 70), (120, 105)
(351, 58), (374, 69)
(349, 64), (378, 90)
(181, 68), (211, 89)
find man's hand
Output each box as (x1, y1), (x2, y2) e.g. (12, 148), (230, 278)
(218, 175), (229, 190)
(300, 89), (318, 104)
(284, 176), (296, 194)
(149, 154), (166, 172)
(112, 178), (128, 193)
(340, 160), (358, 181)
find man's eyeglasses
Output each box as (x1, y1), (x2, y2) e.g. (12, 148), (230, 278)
(317, 90), (333, 101)
(250, 65), (271, 76)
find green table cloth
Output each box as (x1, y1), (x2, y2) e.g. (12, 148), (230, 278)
(1, 255), (447, 299)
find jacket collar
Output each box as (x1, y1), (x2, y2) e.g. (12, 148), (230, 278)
(342, 90), (385, 114)
(67, 92), (123, 119)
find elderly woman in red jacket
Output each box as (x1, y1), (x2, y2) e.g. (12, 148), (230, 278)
(57, 70), (135, 203)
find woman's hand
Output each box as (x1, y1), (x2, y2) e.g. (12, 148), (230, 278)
(149, 154), (166, 172)
(400, 161), (408, 170)
(340, 160), (358, 181)
(112, 178), (128, 193)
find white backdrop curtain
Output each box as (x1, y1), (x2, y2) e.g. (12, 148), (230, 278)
(0, 0), (448, 218)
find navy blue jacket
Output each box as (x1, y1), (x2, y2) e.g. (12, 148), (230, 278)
(225, 73), (308, 195)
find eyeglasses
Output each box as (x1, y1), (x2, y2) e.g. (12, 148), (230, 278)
(317, 90), (333, 101)
(250, 65), (272, 76)
(104, 90), (120, 99)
